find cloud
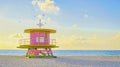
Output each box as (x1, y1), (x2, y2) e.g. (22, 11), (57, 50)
(72, 24), (77, 28)
(83, 14), (89, 18)
(37, 14), (47, 23)
(110, 32), (120, 46)
(32, 0), (60, 14)
(9, 33), (25, 39)
(37, 14), (57, 26)
(32, 0), (59, 27)
(46, 17), (57, 25)
(56, 31), (120, 50)
(32, 0), (38, 5)
(37, 14), (43, 19)
(112, 32), (120, 40)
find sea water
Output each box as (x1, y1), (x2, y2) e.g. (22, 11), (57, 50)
(0, 50), (120, 56)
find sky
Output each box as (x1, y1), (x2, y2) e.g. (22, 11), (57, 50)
(0, 0), (120, 50)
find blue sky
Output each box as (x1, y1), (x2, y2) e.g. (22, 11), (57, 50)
(55, 0), (120, 31)
(0, 0), (120, 49)
(1, 0), (120, 31)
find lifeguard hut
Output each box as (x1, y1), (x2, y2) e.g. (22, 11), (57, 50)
(17, 28), (58, 58)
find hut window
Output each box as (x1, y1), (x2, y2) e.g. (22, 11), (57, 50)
(39, 37), (44, 42)
(36, 37), (39, 42)
(36, 37), (44, 43)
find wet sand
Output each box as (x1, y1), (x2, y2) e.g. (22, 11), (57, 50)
(0, 56), (120, 67)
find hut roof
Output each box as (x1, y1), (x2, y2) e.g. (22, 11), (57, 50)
(24, 28), (56, 33)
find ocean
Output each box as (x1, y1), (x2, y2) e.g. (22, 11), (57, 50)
(0, 50), (120, 56)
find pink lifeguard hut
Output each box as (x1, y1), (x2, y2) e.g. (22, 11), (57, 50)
(17, 28), (59, 58)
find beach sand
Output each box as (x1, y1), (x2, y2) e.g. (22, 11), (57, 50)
(0, 56), (120, 67)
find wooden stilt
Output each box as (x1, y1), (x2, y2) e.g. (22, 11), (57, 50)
(45, 48), (50, 56)
(48, 48), (53, 56)
(26, 48), (30, 57)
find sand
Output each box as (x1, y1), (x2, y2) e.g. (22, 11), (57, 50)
(0, 56), (120, 67)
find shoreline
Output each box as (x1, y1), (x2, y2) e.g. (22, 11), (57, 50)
(0, 56), (120, 67)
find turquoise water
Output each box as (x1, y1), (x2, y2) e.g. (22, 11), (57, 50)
(0, 50), (120, 56)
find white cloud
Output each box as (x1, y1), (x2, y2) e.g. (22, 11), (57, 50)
(37, 0), (60, 14)
(56, 31), (120, 50)
(112, 32), (120, 40)
(32, 0), (38, 5)
(83, 14), (89, 18)
(9, 33), (28, 39)
(37, 14), (57, 26)
(37, 14), (43, 19)
(32, 0), (59, 27)
(72, 24), (77, 28)
(46, 17), (57, 25)
(32, 0), (60, 14)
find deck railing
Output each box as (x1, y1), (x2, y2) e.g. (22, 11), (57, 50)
(19, 38), (56, 45)
(51, 39), (56, 45)
(19, 38), (30, 45)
